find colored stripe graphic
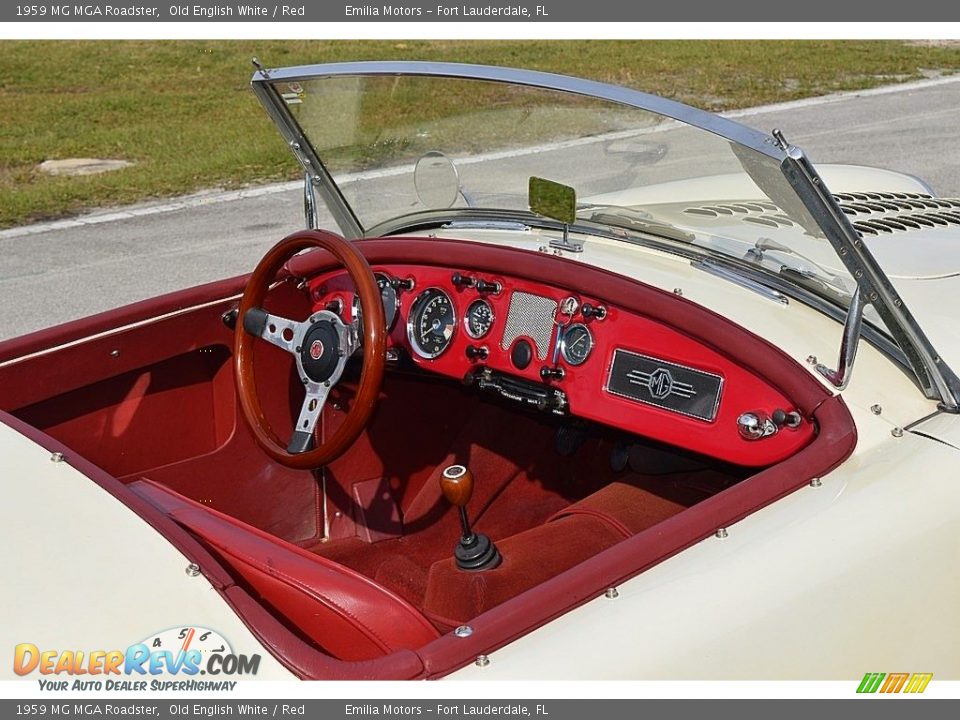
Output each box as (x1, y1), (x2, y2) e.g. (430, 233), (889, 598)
(880, 673), (910, 693)
(857, 672), (932, 694)
(857, 673), (886, 693)
(904, 673), (933, 694)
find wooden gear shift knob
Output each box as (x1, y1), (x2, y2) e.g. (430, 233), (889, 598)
(440, 465), (474, 508)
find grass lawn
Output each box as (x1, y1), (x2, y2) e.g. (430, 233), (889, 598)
(3, 40), (960, 228)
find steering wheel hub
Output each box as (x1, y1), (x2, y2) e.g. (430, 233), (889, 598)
(300, 320), (341, 383)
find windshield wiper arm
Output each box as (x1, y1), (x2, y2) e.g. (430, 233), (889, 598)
(579, 205), (696, 243)
(746, 236), (849, 294)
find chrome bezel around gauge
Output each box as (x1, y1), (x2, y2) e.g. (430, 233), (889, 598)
(407, 287), (457, 359)
(352, 272), (399, 331)
(559, 322), (594, 366)
(464, 298), (495, 340)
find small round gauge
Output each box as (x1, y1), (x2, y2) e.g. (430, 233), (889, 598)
(464, 298), (495, 339)
(407, 288), (456, 359)
(559, 323), (594, 366)
(352, 272), (399, 331)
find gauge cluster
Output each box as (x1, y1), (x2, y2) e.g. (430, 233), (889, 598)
(306, 260), (814, 467)
(310, 265), (607, 389)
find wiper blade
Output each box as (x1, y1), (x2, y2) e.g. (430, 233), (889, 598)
(579, 205), (696, 243)
(778, 265), (849, 302)
(746, 236), (849, 294)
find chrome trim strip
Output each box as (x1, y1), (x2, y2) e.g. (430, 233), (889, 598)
(251, 61), (778, 159)
(0, 294), (243, 370)
(691, 260), (789, 306)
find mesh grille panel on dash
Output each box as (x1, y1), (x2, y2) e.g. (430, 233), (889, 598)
(500, 291), (557, 360)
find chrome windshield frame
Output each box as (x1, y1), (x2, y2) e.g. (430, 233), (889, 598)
(251, 60), (960, 411)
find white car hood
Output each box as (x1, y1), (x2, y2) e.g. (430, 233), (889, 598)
(586, 163), (960, 280)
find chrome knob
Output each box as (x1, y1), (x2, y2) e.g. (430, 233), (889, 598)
(737, 412), (778, 441)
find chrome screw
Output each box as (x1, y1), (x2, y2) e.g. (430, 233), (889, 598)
(870, 404), (882, 416)
(892, 427), (904, 438)
(715, 528), (729, 539)
(454, 625), (474, 638)
(673, 288), (683, 296)
(810, 478), (822, 488)
(806, 355), (818, 365)
(475, 655), (490, 667)
(50, 452), (66, 463)
(109, 349), (120, 358)
(604, 587), (619, 599)
(185, 563), (201, 577)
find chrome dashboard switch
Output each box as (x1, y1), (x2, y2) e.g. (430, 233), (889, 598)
(737, 412), (779, 441)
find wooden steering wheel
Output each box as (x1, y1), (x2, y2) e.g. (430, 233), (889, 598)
(234, 230), (386, 469)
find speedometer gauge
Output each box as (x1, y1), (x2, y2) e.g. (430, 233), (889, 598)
(407, 288), (456, 359)
(464, 298), (495, 339)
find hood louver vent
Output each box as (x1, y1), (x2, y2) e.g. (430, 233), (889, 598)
(682, 201), (794, 227)
(683, 191), (960, 238)
(832, 192), (960, 237)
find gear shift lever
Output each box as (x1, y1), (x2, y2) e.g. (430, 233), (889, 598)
(440, 465), (501, 571)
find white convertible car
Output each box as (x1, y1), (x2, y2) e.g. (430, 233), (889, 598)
(2, 62), (959, 682)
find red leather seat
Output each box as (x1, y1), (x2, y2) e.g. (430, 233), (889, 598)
(129, 479), (439, 661)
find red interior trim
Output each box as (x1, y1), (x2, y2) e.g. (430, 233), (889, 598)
(414, 394), (856, 677)
(0, 237), (857, 679)
(129, 478), (440, 661)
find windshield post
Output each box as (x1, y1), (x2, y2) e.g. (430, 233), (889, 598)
(779, 142), (960, 412)
(815, 286), (864, 390)
(303, 172), (318, 229)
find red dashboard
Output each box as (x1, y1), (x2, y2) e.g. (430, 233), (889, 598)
(308, 263), (815, 467)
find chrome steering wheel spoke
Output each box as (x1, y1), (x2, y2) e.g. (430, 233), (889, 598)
(243, 307), (306, 356)
(288, 382), (331, 454)
(245, 306), (358, 455)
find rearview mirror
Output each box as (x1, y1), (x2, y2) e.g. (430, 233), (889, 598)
(529, 177), (576, 225)
(414, 151), (460, 210)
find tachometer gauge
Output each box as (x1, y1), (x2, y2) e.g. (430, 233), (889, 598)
(464, 298), (495, 339)
(559, 323), (593, 366)
(352, 273), (399, 332)
(407, 288), (456, 358)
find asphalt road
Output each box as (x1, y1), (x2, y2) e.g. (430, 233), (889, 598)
(2, 75), (960, 340)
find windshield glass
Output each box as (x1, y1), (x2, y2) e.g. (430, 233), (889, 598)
(270, 73), (852, 305)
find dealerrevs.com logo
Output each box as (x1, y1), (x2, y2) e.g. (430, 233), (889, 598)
(13, 626), (260, 691)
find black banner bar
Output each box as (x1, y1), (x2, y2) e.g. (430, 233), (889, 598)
(3, 699), (960, 719)
(4, 1), (960, 22)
